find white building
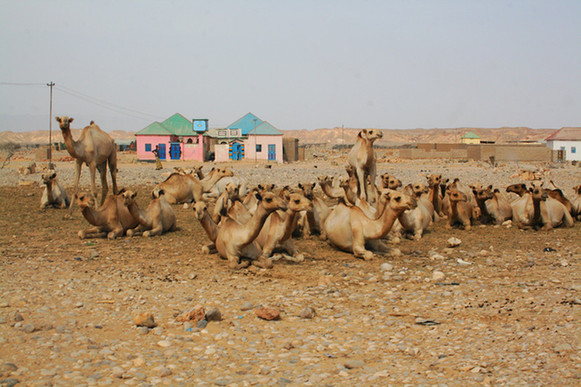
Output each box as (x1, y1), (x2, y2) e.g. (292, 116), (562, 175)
(545, 127), (581, 161)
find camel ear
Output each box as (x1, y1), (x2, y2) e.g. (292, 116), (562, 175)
(118, 188), (126, 195)
(255, 192), (263, 201)
(55, 116), (61, 123)
(488, 185), (493, 190)
(311, 183), (316, 190)
(298, 183), (303, 189)
(51, 173), (57, 179)
(69, 117), (74, 123)
(132, 191), (138, 199)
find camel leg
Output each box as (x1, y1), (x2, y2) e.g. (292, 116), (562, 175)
(368, 239), (390, 253)
(67, 161), (83, 218)
(107, 226), (124, 240)
(355, 166), (367, 200)
(78, 226), (106, 239)
(202, 243), (216, 254)
(143, 223), (163, 237)
(109, 153), (118, 195)
(126, 225), (144, 237)
(97, 163), (109, 205)
(352, 229), (373, 260)
(227, 253), (250, 270)
(280, 240), (304, 262)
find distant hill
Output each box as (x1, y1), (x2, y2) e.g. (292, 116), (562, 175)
(0, 126), (568, 146)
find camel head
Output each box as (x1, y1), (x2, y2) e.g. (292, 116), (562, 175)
(215, 168), (234, 178)
(427, 174), (442, 187)
(55, 116), (74, 130)
(448, 188), (468, 203)
(506, 183), (528, 196)
(345, 165), (355, 177)
(224, 183), (240, 201)
(193, 201), (208, 220)
(75, 192), (97, 209)
(358, 129), (383, 143)
(382, 189), (416, 212)
(530, 184), (548, 201)
(338, 177), (350, 189)
(256, 192), (287, 213)
(287, 193), (312, 212)
(380, 174), (402, 190)
(411, 183), (428, 198)
(278, 185), (293, 200)
(297, 182), (316, 200)
(257, 183), (276, 193)
(474, 186), (493, 202)
(41, 171), (57, 185)
(194, 166), (204, 179)
(573, 185), (581, 195)
(317, 175), (332, 188)
(121, 190), (138, 206)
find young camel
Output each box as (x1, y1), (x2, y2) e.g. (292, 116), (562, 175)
(347, 129), (383, 201)
(394, 183), (433, 240)
(56, 117), (118, 215)
(122, 190), (177, 237)
(40, 171), (69, 210)
(324, 189), (416, 260)
(297, 182), (332, 238)
(193, 201), (218, 254)
(153, 167), (234, 204)
(512, 184), (574, 230)
(446, 188), (477, 230)
(215, 192), (288, 270)
(474, 186), (512, 225)
(75, 191), (138, 239)
(254, 193), (313, 262)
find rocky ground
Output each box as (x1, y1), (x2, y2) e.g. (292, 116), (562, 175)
(0, 151), (580, 386)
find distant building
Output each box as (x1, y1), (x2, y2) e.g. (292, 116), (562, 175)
(135, 114), (208, 161)
(545, 127), (581, 161)
(461, 131), (481, 144)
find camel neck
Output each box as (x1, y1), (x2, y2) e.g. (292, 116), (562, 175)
(127, 201), (147, 226)
(243, 205), (271, 245)
(61, 127), (82, 159)
(532, 197), (543, 226)
(45, 181), (55, 203)
(200, 210), (218, 242)
(281, 209), (299, 241)
(81, 206), (106, 227)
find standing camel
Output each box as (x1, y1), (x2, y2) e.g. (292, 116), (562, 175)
(347, 129), (383, 201)
(56, 116), (118, 216)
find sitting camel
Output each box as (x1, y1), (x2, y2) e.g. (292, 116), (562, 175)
(297, 182), (332, 238)
(153, 167), (233, 204)
(122, 190), (177, 237)
(572, 185), (581, 221)
(193, 201), (218, 254)
(347, 129), (383, 201)
(546, 180), (573, 215)
(75, 191), (138, 239)
(446, 188), (477, 230)
(324, 189), (416, 260)
(255, 192), (313, 262)
(427, 174), (444, 219)
(40, 171), (69, 210)
(56, 117), (118, 215)
(212, 182), (241, 224)
(512, 183), (574, 230)
(215, 192), (288, 269)
(474, 186), (512, 225)
(394, 183), (433, 240)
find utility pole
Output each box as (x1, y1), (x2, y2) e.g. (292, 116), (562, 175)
(47, 81), (55, 169)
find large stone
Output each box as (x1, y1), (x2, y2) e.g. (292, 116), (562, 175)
(255, 307), (281, 321)
(205, 308), (222, 322)
(133, 312), (157, 328)
(176, 305), (205, 323)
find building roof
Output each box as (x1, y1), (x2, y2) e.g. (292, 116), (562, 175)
(135, 121), (172, 136)
(161, 113), (195, 136)
(461, 131), (480, 139)
(227, 112), (264, 135)
(545, 127), (581, 141)
(247, 121), (283, 136)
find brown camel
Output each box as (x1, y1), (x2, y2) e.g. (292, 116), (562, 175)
(56, 116), (118, 216)
(255, 192), (312, 262)
(215, 192), (287, 270)
(512, 183), (574, 230)
(474, 186), (512, 225)
(324, 189), (416, 260)
(40, 171), (69, 210)
(572, 185), (581, 221)
(427, 174), (444, 219)
(297, 182), (332, 238)
(380, 174), (402, 190)
(446, 188), (477, 230)
(153, 167), (234, 204)
(347, 129), (383, 201)
(122, 190), (177, 237)
(75, 191), (138, 239)
(193, 201), (218, 254)
(212, 182), (241, 224)
(394, 183), (433, 240)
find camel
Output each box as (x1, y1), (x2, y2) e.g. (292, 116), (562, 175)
(380, 174), (402, 190)
(446, 188), (477, 230)
(153, 167), (234, 204)
(40, 171), (69, 210)
(347, 129), (383, 201)
(427, 174), (444, 218)
(254, 193), (313, 262)
(193, 201), (218, 254)
(297, 182), (332, 238)
(572, 185), (581, 221)
(215, 192), (288, 269)
(318, 176), (344, 200)
(344, 165), (360, 197)
(324, 189), (416, 260)
(546, 180), (573, 215)
(512, 184), (574, 230)
(56, 117), (118, 216)
(122, 190), (177, 237)
(75, 191), (138, 239)
(206, 176), (249, 199)
(338, 176), (358, 205)
(474, 186), (512, 225)
(212, 182), (241, 223)
(394, 183), (433, 240)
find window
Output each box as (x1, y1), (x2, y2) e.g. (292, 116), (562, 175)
(187, 138), (193, 144)
(256, 144), (262, 152)
(145, 144), (151, 152)
(230, 129), (239, 137)
(572, 146), (577, 154)
(218, 130), (227, 137)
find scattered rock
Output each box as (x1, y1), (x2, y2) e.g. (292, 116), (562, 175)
(23, 324), (36, 333)
(299, 307), (316, 319)
(432, 271), (446, 282)
(380, 263), (394, 272)
(240, 302), (254, 311)
(13, 313), (23, 322)
(415, 317), (441, 326)
(447, 237), (462, 248)
(255, 307), (281, 321)
(0, 363), (18, 374)
(318, 276), (334, 286)
(205, 308), (222, 322)
(344, 359), (365, 369)
(134, 312), (157, 328)
(157, 340), (172, 348)
(0, 378), (19, 387)
(196, 319), (208, 329)
(457, 258), (473, 266)
(175, 305), (205, 323)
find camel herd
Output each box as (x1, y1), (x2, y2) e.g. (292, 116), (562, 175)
(40, 122), (580, 270)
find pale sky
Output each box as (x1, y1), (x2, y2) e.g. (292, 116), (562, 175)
(1, 0), (580, 132)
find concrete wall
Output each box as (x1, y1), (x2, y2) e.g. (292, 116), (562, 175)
(398, 143), (553, 161)
(283, 137), (299, 162)
(243, 135), (283, 163)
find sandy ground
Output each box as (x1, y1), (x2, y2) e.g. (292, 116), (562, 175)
(0, 151), (580, 386)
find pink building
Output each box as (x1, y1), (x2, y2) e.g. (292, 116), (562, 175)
(135, 113), (209, 161)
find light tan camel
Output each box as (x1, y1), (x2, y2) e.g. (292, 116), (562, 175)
(512, 183), (574, 230)
(297, 182), (332, 238)
(212, 182), (241, 223)
(380, 174), (402, 190)
(572, 185), (581, 221)
(446, 188), (476, 230)
(318, 176), (345, 200)
(122, 190), (177, 237)
(56, 117), (118, 215)
(255, 193), (313, 262)
(40, 171), (69, 210)
(394, 184), (433, 240)
(193, 201), (218, 254)
(474, 186), (512, 225)
(75, 191), (138, 239)
(338, 176), (358, 205)
(153, 167), (233, 204)
(347, 129), (383, 201)
(206, 176), (249, 199)
(324, 189), (416, 260)
(215, 192), (288, 269)
(546, 180), (573, 215)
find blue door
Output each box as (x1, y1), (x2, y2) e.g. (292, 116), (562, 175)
(230, 142), (244, 160)
(169, 142), (181, 160)
(158, 143), (166, 160)
(268, 144), (276, 161)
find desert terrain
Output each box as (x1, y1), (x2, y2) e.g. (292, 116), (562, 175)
(0, 150), (580, 386)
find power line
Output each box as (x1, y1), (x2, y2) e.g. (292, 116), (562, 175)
(0, 82), (45, 86)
